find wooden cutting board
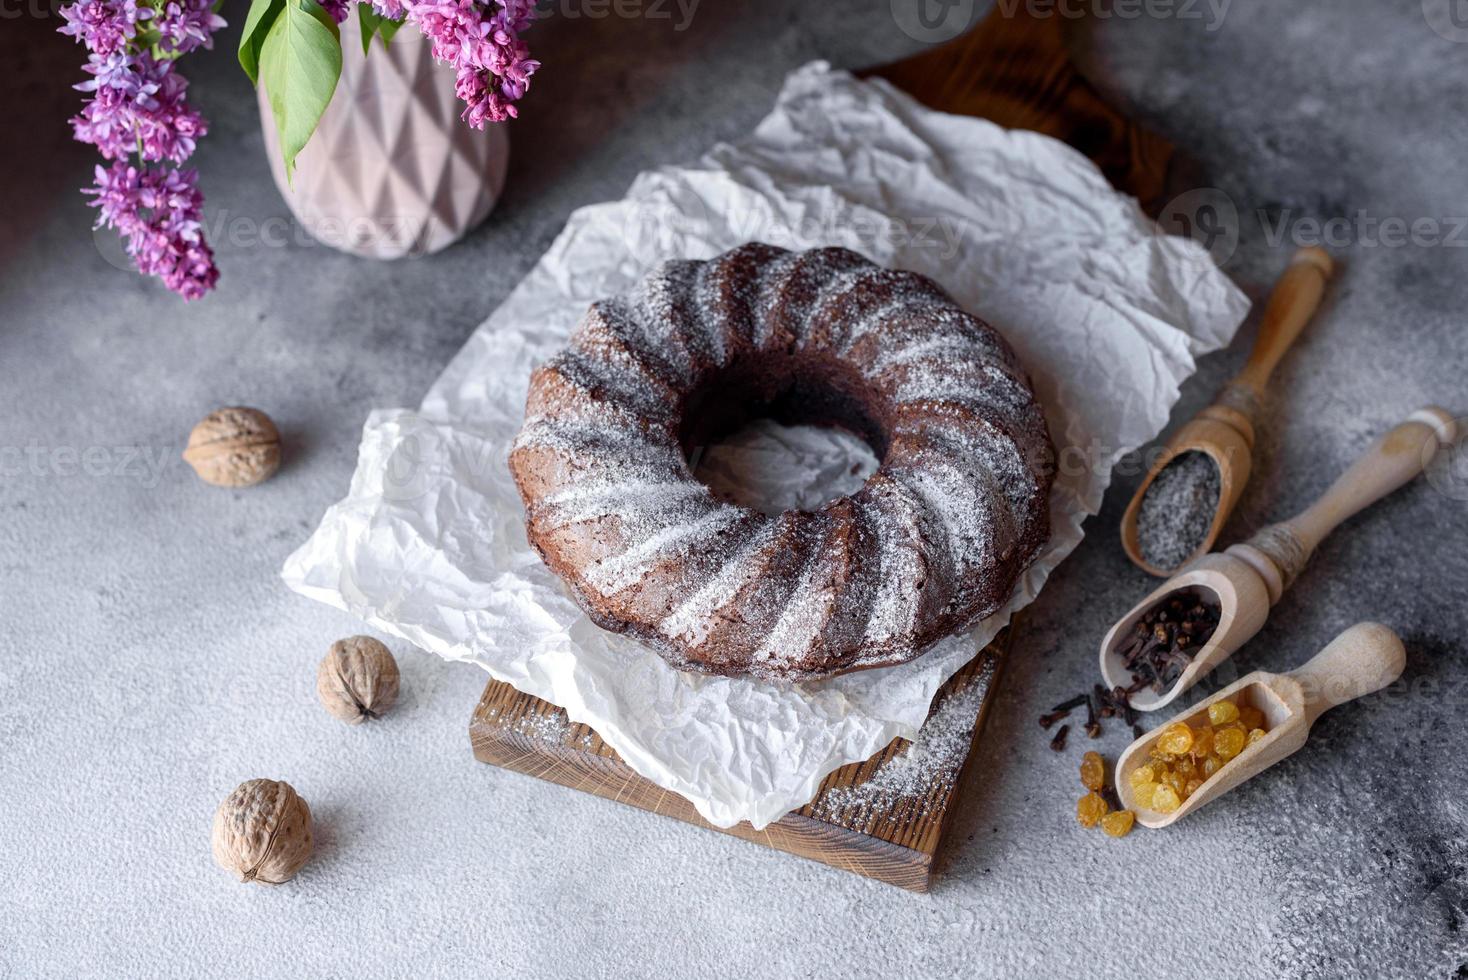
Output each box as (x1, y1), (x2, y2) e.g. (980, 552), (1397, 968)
(472, 629), (1009, 892)
(470, 6), (1178, 892)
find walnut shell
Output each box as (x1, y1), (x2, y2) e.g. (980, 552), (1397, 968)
(211, 779), (312, 884)
(183, 407), (281, 487)
(316, 635), (400, 724)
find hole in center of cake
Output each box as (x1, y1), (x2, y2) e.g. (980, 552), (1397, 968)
(680, 353), (885, 516)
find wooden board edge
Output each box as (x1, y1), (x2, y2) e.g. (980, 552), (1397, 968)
(468, 631), (1012, 893)
(471, 722), (937, 891)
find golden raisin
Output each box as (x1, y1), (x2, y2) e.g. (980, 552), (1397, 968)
(1202, 755), (1222, 778)
(1163, 769), (1187, 795)
(1214, 726), (1247, 761)
(1077, 792), (1109, 828)
(1174, 755), (1197, 778)
(1191, 725), (1215, 760)
(1101, 810), (1135, 838)
(1184, 778), (1203, 798)
(1238, 705), (1264, 731)
(1129, 764), (1156, 788)
(1156, 722), (1195, 756)
(1150, 785), (1182, 814)
(1131, 782), (1157, 809)
(1208, 700), (1240, 726)
(1248, 727), (1267, 744)
(1080, 751), (1105, 791)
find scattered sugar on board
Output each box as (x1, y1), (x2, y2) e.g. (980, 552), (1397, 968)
(1137, 451), (1221, 570)
(510, 710), (571, 745)
(812, 658), (995, 820)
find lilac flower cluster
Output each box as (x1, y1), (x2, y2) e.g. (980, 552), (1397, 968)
(374, 0), (539, 127)
(59, 0), (224, 299)
(86, 162), (218, 299)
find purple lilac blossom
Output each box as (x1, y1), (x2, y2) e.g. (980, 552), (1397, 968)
(86, 162), (219, 300)
(154, 0), (228, 55)
(58, 0), (221, 299)
(72, 53), (207, 164)
(373, 0), (539, 125)
(58, 0), (151, 57)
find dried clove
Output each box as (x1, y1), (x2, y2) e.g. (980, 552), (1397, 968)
(1049, 724), (1070, 752)
(1113, 589), (1222, 695)
(1039, 693), (1088, 729)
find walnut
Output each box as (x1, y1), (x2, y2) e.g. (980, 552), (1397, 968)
(211, 779), (312, 884)
(183, 407), (281, 487)
(316, 636), (400, 724)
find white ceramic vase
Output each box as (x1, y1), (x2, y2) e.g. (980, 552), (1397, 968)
(257, 9), (510, 260)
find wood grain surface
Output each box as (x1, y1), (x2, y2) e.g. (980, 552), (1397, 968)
(471, 630), (1009, 892)
(861, 4), (1177, 214)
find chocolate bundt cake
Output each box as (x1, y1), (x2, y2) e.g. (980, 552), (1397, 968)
(509, 243), (1055, 681)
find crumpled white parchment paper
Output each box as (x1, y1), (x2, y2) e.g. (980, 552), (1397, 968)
(283, 62), (1249, 829)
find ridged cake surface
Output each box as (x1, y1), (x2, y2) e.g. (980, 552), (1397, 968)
(509, 243), (1055, 681)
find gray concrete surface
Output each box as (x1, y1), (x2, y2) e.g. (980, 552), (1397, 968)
(2, 1), (1465, 977)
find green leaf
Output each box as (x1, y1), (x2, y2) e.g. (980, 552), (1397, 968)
(357, 5), (381, 55)
(259, 0), (342, 182)
(357, 6), (404, 55)
(238, 0), (285, 85)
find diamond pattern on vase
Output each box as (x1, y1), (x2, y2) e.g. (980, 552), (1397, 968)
(258, 9), (510, 261)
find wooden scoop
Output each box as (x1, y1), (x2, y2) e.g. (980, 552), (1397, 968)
(1122, 247), (1336, 576)
(1116, 621), (1405, 829)
(1101, 406), (1458, 711)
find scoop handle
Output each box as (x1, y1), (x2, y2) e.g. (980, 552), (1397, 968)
(1287, 407), (1457, 551)
(1229, 247), (1334, 399)
(1287, 622), (1405, 726)
(1239, 407), (1459, 599)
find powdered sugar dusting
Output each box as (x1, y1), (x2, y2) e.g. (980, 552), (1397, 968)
(752, 531), (837, 666)
(588, 503), (745, 592)
(751, 251), (802, 347)
(894, 358), (1030, 415)
(906, 404), (1039, 508)
(893, 464), (994, 591)
(690, 257), (731, 364)
(508, 709), (571, 746)
(813, 657), (996, 818)
(857, 480), (925, 648)
(540, 478), (704, 527)
(658, 518), (779, 646)
(836, 291), (949, 354)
